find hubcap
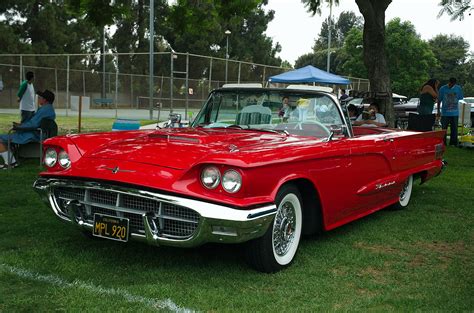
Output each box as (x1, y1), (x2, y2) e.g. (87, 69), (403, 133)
(273, 202), (296, 256)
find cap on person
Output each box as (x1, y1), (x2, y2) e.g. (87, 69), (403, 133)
(36, 89), (55, 104)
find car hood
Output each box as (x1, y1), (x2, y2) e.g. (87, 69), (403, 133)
(82, 128), (290, 170)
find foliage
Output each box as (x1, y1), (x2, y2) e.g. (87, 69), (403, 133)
(386, 19), (438, 97)
(438, 0), (473, 21)
(429, 34), (470, 85)
(338, 28), (366, 77)
(162, 0), (281, 81)
(302, 0), (340, 16)
(0, 1), (97, 57)
(0, 0), (282, 70)
(295, 11), (361, 73)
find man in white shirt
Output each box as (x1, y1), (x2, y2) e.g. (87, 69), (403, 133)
(353, 102), (387, 127)
(17, 71), (36, 122)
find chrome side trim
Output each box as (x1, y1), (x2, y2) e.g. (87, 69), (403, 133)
(34, 177), (277, 247)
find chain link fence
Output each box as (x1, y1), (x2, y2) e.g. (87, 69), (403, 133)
(0, 52), (369, 119)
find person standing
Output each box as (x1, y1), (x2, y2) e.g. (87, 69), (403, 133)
(279, 96), (289, 120)
(437, 77), (464, 146)
(415, 78), (440, 131)
(17, 71), (35, 123)
(339, 89), (349, 101)
(418, 79), (439, 115)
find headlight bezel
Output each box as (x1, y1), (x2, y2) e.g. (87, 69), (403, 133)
(58, 150), (71, 169)
(200, 166), (221, 189)
(221, 169), (242, 193)
(44, 147), (58, 167)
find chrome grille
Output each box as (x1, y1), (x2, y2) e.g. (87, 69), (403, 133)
(90, 206), (116, 217)
(53, 186), (200, 239)
(55, 188), (85, 201)
(90, 190), (117, 206)
(162, 202), (200, 222)
(122, 194), (160, 212)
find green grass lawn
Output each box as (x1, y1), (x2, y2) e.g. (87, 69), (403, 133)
(0, 145), (473, 311)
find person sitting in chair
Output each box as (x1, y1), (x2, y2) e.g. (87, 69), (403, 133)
(353, 102), (386, 127)
(0, 89), (56, 169)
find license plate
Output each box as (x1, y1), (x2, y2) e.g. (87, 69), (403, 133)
(93, 213), (129, 242)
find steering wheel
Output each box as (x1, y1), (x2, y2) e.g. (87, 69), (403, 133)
(294, 120), (331, 137)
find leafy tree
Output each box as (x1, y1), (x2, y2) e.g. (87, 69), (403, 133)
(163, 0), (281, 82)
(338, 28), (366, 77)
(386, 18), (437, 97)
(428, 34), (470, 84)
(0, 1), (96, 57)
(303, 0), (396, 126)
(339, 19), (438, 98)
(313, 11), (362, 50)
(295, 11), (361, 73)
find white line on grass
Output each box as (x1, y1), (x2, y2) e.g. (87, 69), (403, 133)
(0, 263), (194, 312)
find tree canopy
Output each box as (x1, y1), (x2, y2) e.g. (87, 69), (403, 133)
(0, 0), (282, 71)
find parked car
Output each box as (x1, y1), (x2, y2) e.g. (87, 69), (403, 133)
(34, 85), (446, 273)
(392, 94), (413, 114)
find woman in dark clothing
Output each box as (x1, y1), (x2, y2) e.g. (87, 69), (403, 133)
(415, 79), (440, 131)
(417, 79), (439, 115)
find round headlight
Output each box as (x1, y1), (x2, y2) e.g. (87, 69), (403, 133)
(201, 166), (221, 189)
(58, 150), (71, 168)
(44, 148), (57, 167)
(222, 170), (242, 193)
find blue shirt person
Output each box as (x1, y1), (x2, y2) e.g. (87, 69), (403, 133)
(437, 78), (463, 146)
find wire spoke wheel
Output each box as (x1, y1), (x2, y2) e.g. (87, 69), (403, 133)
(245, 184), (302, 272)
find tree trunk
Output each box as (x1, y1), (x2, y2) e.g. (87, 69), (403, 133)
(355, 0), (394, 127)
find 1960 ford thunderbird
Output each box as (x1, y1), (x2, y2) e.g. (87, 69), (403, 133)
(34, 86), (446, 272)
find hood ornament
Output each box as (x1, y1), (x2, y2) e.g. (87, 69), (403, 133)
(101, 166), (136, 174)
(228, 144), (239, 153)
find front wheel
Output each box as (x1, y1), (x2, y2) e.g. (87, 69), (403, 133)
(245, 184), (303, 273)
(390, 175), (413, 210)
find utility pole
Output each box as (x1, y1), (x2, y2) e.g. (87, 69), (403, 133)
(225, 30), (231, 83)
(149, 0), (154, 120)
(326, 2), (333, 73)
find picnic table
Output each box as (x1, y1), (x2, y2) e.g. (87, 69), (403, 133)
(93, 98), (113, 108)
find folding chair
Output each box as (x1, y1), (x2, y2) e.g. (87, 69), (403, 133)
(7, 119), (58, 168)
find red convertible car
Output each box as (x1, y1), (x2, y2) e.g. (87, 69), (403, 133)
(34, 86), (446, 272)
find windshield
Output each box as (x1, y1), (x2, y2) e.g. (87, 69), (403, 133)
(192, 89), (347, 138)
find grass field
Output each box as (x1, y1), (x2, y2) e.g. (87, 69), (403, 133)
(0, 130), (473, 311)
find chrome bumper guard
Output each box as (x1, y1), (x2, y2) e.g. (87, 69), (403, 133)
(33, 178), (276, 247)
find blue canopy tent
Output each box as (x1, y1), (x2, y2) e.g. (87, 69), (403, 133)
(268, 65), (350, 85)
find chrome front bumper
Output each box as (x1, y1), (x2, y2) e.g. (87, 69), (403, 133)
(33, 177), (276, 247)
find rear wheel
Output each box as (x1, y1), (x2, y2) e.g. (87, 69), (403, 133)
(391, 175), (413, 210)
(245, 184), (303, 273)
